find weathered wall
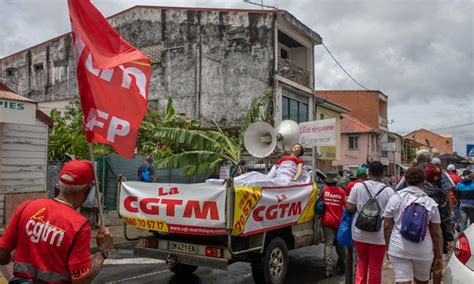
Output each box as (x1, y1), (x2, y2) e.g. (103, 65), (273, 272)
(0, 7), (275, 128)
(0, 119), (48, 223)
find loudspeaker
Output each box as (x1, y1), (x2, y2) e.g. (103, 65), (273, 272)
(275, 120), (300, 151)
(244, 120), (301, 158)
(244, 121), (277, 158)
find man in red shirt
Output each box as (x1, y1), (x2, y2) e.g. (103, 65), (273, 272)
(446, 164), (463, 229)
(321, 172), (347, 277)
(346, 167), (367, 196)
(0, 160), (113, 283)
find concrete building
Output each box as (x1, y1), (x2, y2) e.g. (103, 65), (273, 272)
(314, 96), (350, 172)
(0, 6), (322, 132)
(403, 128), (453, 154)
(316, 90), (389, 130)
(335, 114), (402, 175)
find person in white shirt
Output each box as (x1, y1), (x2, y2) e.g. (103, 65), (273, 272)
(346, 161), (394, 284)
(383, 167), (443, 284)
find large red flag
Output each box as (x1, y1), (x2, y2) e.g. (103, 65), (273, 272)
(68, 0), (151, 158)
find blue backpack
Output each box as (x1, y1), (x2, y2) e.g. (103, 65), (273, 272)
(400, 195), (428, 243)
(141, 164), (152, 182)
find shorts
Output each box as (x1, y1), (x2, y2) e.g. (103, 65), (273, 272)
(389, 255), (433, 282)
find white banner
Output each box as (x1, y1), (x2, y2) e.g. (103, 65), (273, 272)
(299, 118), (337, 147)
(233, 183), (317, 236)
(119, 181), (227, 235)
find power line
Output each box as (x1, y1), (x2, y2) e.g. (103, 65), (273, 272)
(322, 42), (370, 90)
(395, 122), (474, 134)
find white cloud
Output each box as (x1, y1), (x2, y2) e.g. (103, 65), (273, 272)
(1, 0), (472, 154)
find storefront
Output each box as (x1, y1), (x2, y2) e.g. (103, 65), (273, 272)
(0, 83), (52, 224)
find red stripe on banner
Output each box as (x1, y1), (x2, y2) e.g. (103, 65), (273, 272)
(239, 222), (298, 237)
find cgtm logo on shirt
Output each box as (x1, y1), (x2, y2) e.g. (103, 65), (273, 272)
(25, 208), (65, 247)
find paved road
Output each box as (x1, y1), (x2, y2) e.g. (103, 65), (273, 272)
(93, 244), (346, 284)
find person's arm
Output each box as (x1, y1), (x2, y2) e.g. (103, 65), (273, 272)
(292, 163), (304, 181)
(0, 201), (30, 264)
(70, 227), (113, 283)
(383, 217), (394, 247)
(429, 222), (443, 277)
(345, 202), (356, 213)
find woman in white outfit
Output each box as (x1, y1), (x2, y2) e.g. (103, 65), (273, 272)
(383, 167), (444, 284)
(206, 143), (309, 186)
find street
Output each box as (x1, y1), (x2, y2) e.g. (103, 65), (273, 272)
(94, 244), (344, 284)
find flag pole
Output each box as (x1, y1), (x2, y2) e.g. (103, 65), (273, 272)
(88, 143), (105, 227)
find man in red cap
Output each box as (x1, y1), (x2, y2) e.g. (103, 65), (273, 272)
(0, 160), (113, 283)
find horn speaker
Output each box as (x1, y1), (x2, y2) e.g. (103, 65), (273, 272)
(244, 120), (300, 158)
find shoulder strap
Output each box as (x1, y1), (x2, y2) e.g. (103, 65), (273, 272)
(362, 182), (374, 199)
(374, 185), (389, 198)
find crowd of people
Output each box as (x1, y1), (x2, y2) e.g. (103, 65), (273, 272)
(317, 150), (474, 284)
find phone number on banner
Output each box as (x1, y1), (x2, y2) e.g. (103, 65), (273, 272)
(122, 216), (169, 233)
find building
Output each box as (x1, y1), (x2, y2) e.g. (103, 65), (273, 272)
(316, 90), (388, 130)
(401, 138), (431, 166)
(0, 6), (322, 132)
(0, 83), (52, 224)
(332, 113), (402, 175)
(403, 128), (453, 154)
(314, 96), (350, 172)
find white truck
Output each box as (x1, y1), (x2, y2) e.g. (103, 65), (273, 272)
(118, 179), (322, 284)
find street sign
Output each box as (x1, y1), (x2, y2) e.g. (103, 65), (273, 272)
(299, 118), (337, 147)
(382, 142), (397, 152)
(467, 144), (474, 158)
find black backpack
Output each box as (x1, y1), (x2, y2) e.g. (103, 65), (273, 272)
(355, 183), (389, 232)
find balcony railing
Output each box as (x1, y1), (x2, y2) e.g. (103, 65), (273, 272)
(277, 58), (310, 88)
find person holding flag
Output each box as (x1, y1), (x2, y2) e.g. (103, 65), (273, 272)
(0, 0), (152, 282)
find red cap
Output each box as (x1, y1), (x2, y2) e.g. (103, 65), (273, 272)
(59, 160), (94, 185)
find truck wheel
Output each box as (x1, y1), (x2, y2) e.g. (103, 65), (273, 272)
(169, 263), (198, 275)
(251, 237), (289, 284)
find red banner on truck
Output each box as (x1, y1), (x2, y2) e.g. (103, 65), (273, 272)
(119, 182), (227, 235)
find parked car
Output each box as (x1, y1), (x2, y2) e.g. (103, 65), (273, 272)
(445, 224), (474, 283)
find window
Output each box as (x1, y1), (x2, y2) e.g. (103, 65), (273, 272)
(5, 68), (15, 77)
(320, 113), (325, 120)
(282, 96), (308, 123)
(349, 135), (358, 150)
(280, 48), (288, 59)
(34, 63), (44, 71)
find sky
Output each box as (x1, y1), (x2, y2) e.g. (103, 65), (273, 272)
(0, 0), (473, 155)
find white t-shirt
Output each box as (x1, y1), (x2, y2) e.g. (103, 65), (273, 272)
(347, 180), (395, 245)
(383, 186), (441, 260)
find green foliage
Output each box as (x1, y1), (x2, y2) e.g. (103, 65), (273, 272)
(149, 90), (272, 177)
(48, 99), (113, 160)
(240, 88), (273, 137)
(136, 97), (200, 158)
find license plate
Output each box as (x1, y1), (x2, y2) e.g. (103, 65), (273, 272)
(167, 241), (197, 254)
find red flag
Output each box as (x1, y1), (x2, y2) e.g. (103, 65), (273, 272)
(68, 0), (151, 158)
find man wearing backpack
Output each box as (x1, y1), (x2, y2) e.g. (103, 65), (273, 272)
(346, 161), (394, 284)
(138, 156), (155, 182)
(383, 167), (443, 284)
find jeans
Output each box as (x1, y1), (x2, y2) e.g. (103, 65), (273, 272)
(354, 241), (386, 284)
(459, 207), (474, 232)
(322, 225), (344, 272)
